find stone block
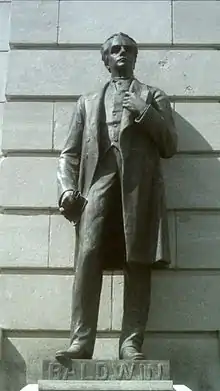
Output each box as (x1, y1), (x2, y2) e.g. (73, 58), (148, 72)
(176, 212), (220, 269)
(53, 102), (76, 151)
(0, 275), (111, 330)
(10, 0), (59, 44)
(163, 156), (220, 209)
(0, 157), (57, 208)
(38, 380), (173, 391)
(0, 214), (49, 267)
(0, 274), (72, 330)
(6, 50), (220, 98)
(59, 1), (171, 44)
(0, 2), (10, 50)
(0, 102), (4, 150)
(3, 337), (118, 385)
(6, 50), (106, 97)
(49, 215), (75, 268)
(112, 273), (220, 331)
(143, 333), (219, 391)
(42, 360), (169, 381)
(173, 1), (220, 44)
(93, 338), (118, 360)
(175, 103), (220, 152)
(0, 52), (7, 101)
(2, 102), (53, 151)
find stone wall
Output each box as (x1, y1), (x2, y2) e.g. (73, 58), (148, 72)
(1, 1), (220, 391)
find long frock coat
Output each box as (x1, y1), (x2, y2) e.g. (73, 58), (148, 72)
(57, 78), (177, 269)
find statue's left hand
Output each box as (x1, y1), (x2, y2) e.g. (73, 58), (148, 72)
(123, 91), (147, 115)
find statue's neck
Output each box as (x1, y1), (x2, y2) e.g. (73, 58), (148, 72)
(110, 69), (134, 79)
(111, 76), (133, 81)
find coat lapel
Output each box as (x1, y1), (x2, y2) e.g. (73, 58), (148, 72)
(92, 81), (110, 142)
(83, 82), (109, 194)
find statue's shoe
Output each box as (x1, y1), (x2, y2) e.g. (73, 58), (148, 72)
(119, 346), (145, 360)
(55, 344), (91, 364)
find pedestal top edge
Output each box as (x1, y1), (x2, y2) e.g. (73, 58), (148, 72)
(38, 379), (174, 391)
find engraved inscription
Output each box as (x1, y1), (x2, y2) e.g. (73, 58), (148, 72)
(157, 363), (163, 380)
(48, 362), (62, 380)
(80, 361), (94, 380)
(95, 362), (109, 380)
(43, 360), (169, 381)
(112, 362), (135, 380)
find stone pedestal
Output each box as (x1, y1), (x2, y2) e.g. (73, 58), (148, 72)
(38, 380), (173, 391)
(42, 360), (170, 381)
(39, 360), (173, 391)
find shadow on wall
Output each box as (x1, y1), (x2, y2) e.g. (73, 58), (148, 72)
(155, 108), (220, 272)
(162, 108), (220, 212)
(174, 111), (214, 153)
(2, 338), (26, 391)
(142, 333), (220, 391)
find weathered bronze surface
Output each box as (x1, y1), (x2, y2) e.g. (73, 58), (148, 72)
(57, 32), (177, 361)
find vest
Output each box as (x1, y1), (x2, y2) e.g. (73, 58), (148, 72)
(99, 78), (132, 157)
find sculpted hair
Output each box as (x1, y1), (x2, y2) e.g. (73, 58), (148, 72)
(100, 32), (138, 70)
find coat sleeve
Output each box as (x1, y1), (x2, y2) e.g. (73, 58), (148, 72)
(135, 88), (177, 158)
(57, 96), (85, 205)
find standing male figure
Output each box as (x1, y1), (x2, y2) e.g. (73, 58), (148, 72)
(56, 32), (177, 362)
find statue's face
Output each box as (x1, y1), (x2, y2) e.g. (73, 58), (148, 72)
(106, 35), (136, 75)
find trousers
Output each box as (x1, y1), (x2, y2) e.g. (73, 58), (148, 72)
(70, 146), (151, 357)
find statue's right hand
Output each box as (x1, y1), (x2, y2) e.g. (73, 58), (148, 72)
(60, 190), (87, 223)
(59, 190), (76, 221)
(60, 190), (75, 208)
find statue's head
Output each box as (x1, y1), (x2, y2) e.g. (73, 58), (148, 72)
(100, 32), (138, 76)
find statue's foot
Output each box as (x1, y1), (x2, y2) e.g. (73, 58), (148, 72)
(119, 346), (145, 360)
(55, 344), (91, 364)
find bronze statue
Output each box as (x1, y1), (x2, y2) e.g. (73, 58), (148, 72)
(56, 32), (177, 362)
